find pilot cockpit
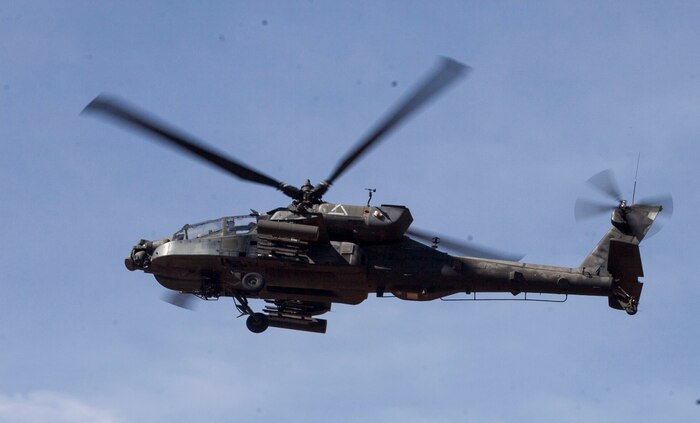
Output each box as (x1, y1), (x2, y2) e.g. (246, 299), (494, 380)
(172, 215), (257, 240)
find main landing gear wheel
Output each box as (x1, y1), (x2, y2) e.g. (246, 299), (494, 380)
(241, 272), (265, 292)
(625, 300), (638, 316)
(246, 312), (269, 333)
(234, 295), (269, 333)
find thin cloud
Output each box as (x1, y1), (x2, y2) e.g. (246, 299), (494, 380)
(0, 392), (121, 423)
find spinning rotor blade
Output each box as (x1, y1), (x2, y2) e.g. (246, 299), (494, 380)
(161, 291), (197, 310)
(83, 95), (300, 198)
(585, 169), (622, 201)
(625, 207), (652, 241)
(575, 169), (673, 238)
(322, 57), (469, 189)
(407, 228), (524, 262)
(574, 198), (616, 221)
(637, 193), (673, 217)
(637, 193), (673, 237)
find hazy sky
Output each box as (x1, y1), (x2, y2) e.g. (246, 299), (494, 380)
(1, 1), (698, 422)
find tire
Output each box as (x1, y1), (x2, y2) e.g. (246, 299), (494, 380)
(241, 272), (265, 292)
(246, 313), (269, 333)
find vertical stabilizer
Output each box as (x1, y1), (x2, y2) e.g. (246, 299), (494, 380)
(580, 204), (661, 275)
(580, 204), (661, 314)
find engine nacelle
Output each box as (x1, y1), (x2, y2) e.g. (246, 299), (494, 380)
(268, 203), (413, 244)
(257, 220), (320, 241)
(322, 204), (413, 243)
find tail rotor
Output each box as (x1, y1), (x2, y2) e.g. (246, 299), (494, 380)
(574, 169), (672, 241)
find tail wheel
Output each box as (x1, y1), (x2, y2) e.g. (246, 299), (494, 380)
(246, 312), (269, 333)
(241, 272), (265, 292)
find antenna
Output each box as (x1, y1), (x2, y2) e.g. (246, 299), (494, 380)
(632, 153), (640, 205)
(365, 188), (376, 206)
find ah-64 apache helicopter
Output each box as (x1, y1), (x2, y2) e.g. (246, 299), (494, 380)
(84, 58), (671, 334)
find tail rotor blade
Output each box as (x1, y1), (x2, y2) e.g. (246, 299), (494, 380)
(637, 193), (673, 218)
(574, 198), (615, 221)
(626, 208), (652, 241)
(586, 169), (622, 202)
(637, 193), (673, 237)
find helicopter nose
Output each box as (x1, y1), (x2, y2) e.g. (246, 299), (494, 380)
(125, 238), (171, 271)
(124, 250), (149, 270)
(125, 239), (152, 271)
(125, 250), (147, 271)
(125, 255), (137, 271)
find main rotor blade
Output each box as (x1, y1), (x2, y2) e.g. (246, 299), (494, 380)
(407, 228), (524, 262)
(83, 95), (298, 197)
(586, 169), (622, 202)
(324, 57), (469, 187)
(574, 198), (615, 221)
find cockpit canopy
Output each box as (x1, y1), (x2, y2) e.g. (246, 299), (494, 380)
(172, 215), (257, 240)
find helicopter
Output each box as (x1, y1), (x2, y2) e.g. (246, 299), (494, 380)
(83, 57), (670, 334)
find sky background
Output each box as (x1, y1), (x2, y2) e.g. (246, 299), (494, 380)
(1, 1), (699, 422)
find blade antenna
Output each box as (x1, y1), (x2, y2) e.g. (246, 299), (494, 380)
(632, 153), (641, 205)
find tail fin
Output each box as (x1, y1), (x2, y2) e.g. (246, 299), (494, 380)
(580, 204), (662, 314)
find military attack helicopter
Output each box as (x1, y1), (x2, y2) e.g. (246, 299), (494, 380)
(83, 58), (670, 334)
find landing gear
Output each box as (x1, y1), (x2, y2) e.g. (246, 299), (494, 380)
(246, 313), (269, 333)
(611, 285), (640, 316)
(234, 295), (269, 333)
(240, 272), (265, 293)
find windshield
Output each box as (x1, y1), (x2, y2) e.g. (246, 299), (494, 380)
(173, 218), (222, 240)
(172, 215), (257, 240)
(226, 216), (256, 234)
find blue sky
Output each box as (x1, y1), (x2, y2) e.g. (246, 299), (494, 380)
(1, 1), (698, 422)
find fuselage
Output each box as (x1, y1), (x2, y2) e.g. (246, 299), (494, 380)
(129, 212), (612, 306)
